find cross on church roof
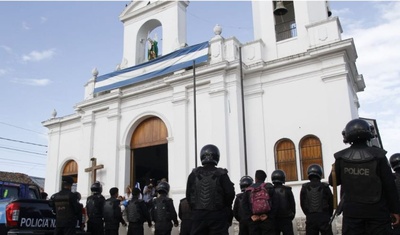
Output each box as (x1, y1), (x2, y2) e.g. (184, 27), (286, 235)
(85, 157), (104, 185)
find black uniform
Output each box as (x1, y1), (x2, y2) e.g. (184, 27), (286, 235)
(126, 196), (152, 235)
(330, 143), (400, 235)
(233, 192), (251, 235)
(50, 189), (81, 235)
(242, 182), (278, 235)
(178, 198), (192, 235)
(103, 197), (126, 235)
(86, 193), (106, 235)
(151, 194), (179, 235)
(300, 178), (333, 235)
(273, 184), (295, 235)
(393, 171), (400, 234)
(186, 165), (235, 235)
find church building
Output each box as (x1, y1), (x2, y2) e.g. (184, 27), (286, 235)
(43, 1), (366, 231)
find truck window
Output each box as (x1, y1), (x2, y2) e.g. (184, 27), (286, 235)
(2, 186), (19, 200)
(28, 188), (39, 199)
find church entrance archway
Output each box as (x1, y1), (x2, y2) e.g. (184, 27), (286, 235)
(130, 116), (168, 191)
(62, 160), (78, 191)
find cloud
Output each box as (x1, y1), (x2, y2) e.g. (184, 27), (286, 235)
(40, 17), (47, 24)
(11, 78), (52, 86)
(1, 45), (12, 54)
(341, 1), (400, 155)
(22, 49), (55, 62)
(0, 69), (6, 77)
(22, 21), (30, 30)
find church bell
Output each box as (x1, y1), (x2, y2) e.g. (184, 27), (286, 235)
(274, 1), (288, 16)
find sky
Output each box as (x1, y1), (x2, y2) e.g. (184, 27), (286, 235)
(0, 1), (399, 178)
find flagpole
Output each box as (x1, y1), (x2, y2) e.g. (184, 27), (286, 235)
(239, 47), (248, 176)
(193, 60), (198, 168)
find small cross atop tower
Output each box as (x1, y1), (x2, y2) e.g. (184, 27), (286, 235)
(85, 157), (104, 185)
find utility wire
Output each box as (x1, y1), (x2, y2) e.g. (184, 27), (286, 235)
(0, 121), (46, 136)
(0, 137), (47, 147)
(0, 158), (45, 166)
(0, 146), (47, 156)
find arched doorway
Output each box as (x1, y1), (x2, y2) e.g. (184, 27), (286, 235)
(62, 160), (78, 191)
(130, 116), (168, 191)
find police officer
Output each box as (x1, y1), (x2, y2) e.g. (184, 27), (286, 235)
(271, 169), (295, 235)
(50, 176), (81, 235)
(186, 144), (235, 235)
(329, 118), (400, 235)
(151, 181), (178, 235)
(233, 176), (254, 235)
(389, 153), (400, 234)
(103, 187), (127, 235)
(126, 188), (152, 235)
(301, 164), (333, 235)
(86, 181), (106, 235)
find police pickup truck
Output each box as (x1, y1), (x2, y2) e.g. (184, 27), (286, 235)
(0, 172), (88, 235)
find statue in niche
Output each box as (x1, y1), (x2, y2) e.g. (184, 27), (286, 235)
(147, 35), (158, 60)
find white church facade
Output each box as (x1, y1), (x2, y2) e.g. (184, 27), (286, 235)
(43, 1), (366, 233)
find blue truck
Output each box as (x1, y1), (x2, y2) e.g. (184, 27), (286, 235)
(0, 172), (88, 235)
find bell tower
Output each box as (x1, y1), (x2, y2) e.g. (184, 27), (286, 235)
(118, 1), (189, 68)
(252, 1), (340, 61)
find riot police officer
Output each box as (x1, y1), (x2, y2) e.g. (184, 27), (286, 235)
(186, 144), (235, 235)
(233, 175), (254, 235)
(151, 181), (178, 235)
(329, 118), (400, 235)
(103, 187), (127, 235)
(178, 197), (192, 235)
(271, 169), (295, 235)
(126, 188), (152, 235)
(50, 176), (81, 235)
(86, 181), (106, 235)
(301, 164), (333, 235)
(390, 153), (400, 234)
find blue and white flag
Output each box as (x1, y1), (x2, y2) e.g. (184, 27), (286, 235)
(94, 41), (209, 94)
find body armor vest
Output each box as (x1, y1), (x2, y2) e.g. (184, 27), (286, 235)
(86, 194), (103, 218)
(303, 183), (325, 213)
(153, 197), (170, 222)
(103, 199), (116, 222)
(54, 193), (75, 221)
(127, 199), (142, 223)
(191, 167), (225, 210)
(336, 147), (383, 204)
(274, 186), (292, 217)
(179, 199), (191, 220)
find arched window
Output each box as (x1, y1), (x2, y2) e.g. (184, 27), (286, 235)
(275, 139), (298, 181)
(300, 135), (323, 180)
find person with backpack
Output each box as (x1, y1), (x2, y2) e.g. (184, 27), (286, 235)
(125, 188), (152, 235)
(242, 169), (278, 235)
(300, 164), (333, 235)
(233, 175), (254, 235)
(86, 181), (106, 235)
(271, 169), (295, 235)
(186, 144), (235, 235)
(103, 187), (127, 235)
(151, 181), (179, 235)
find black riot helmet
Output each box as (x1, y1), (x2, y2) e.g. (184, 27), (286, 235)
(156, 181), (170, 194)
(390, 153), (400, 171)
(342, 119), (375, 144)
(239, 176), (254, 191)
(90, 181), (103, 194)
(307, 164), (323, 180)
(271, 169), (286, 184)
(200, 144), (220, 166)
